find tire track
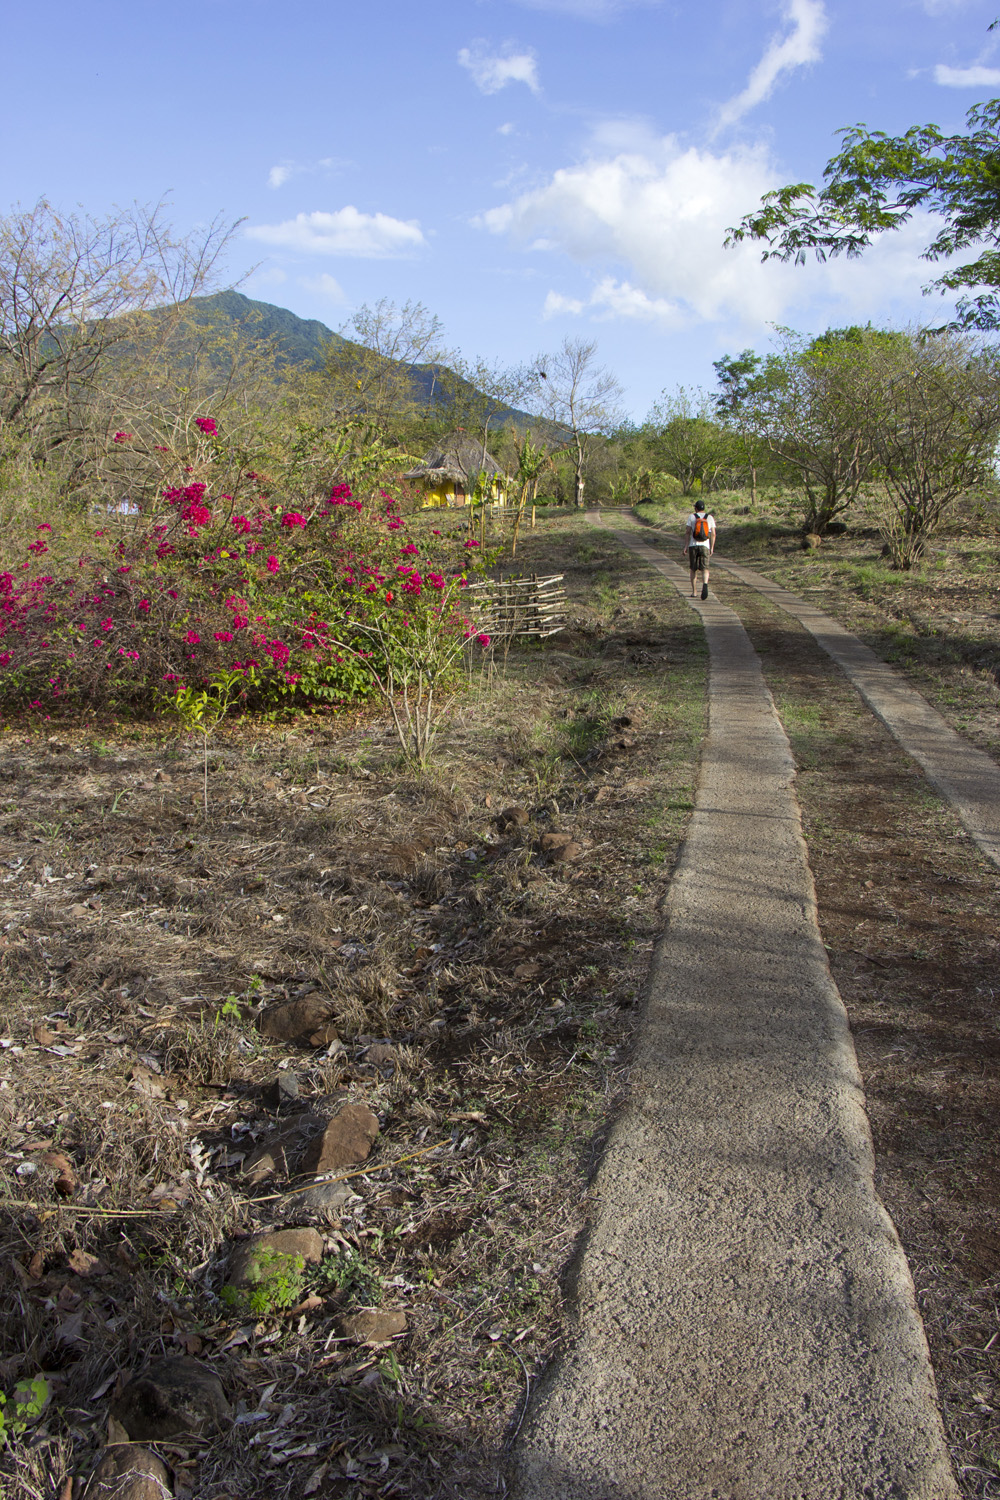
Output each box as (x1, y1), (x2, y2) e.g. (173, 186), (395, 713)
(508, 520), (957, 1500)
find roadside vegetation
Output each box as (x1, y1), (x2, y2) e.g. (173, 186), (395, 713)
(2, 188), (1000, 1498)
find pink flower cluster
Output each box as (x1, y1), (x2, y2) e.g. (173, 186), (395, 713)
(194, 417), (218, 437)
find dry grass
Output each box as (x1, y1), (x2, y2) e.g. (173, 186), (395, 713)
(0, 515), (706, 1499)
(723, 579), (1000, 1499)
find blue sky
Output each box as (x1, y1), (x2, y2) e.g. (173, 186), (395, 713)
(5, 0), (997, 416)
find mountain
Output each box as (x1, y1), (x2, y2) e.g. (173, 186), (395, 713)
(177, 291), (535, 429)
(180, 289), (343, 370)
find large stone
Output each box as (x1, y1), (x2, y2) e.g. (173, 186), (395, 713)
(279, 1180), (360, 1217)
(258, 996), (333, 1044)
(496, 805), (529, 832)
(540, 832), (582, 863)
(110, 1357), (231, 1441)
(299, 1104), (379, 1176)
(337, 1308), (407, 1344)
(82, 1446), (171, 1500)
(228, 1227), (324, 1288)
(241, 1114), (324, 1186)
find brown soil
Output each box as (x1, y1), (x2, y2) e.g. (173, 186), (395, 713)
(0, 515), (706, 1500)
(726, 516), (1000, 761)
(717, 578), (1000, 1500)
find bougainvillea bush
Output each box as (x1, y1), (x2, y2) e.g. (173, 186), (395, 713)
(0, 419), (491, 728)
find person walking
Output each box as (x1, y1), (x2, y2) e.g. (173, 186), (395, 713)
(684, 499), (716, 600)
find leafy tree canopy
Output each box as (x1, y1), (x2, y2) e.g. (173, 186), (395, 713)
(726, 38), (1000, 332)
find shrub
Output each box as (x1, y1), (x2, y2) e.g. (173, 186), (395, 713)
(0, 418), (493, 724)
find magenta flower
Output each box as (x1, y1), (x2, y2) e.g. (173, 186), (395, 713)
(401, 542), (419, 555)
(195, 417), (218, 437)
(185, 630), (201, 645)
(280, 512), (307, 528)
(214, 630), (234, 642)
(137, 599), (151, 613)
(101, 618), (114, 632)
(113, 432), (133, 444)
(266, 555), (279, 574)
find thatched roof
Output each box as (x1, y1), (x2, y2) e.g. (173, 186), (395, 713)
(403, 430), (507, 486)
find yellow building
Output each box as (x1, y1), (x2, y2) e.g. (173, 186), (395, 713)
(403, 430), (509, 509)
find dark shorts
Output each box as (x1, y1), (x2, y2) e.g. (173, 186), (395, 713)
(689, 545), (710, 573)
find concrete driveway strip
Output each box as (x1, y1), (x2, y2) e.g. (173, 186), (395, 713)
(509, 525), (958, 1500)
(715, 557), (1000, 872)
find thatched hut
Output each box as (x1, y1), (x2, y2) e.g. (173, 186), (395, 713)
(403, 430), (509, 508)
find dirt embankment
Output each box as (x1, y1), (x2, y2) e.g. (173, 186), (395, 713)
(0, 518), (706, 1500)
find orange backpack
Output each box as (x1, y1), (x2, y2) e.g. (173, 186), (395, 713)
(692, 513), (710, 542)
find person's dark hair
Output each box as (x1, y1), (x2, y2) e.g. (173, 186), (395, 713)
(694, 500), (706, 513)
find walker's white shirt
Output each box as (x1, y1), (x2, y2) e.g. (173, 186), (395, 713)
(687, 512), (716, 547)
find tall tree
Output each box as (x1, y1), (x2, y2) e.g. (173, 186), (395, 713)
(532, 338), (623, 509)
(747, 327), (888, 535)
(445, 354), (533, 487)
(712, 350), (767, 504)
(646, 388), (730, 497)
(0, 197), (235, 493)
(323, 298), (450, 434)
(726, 20), (1000, 330)
(849, 329), (1000, 567)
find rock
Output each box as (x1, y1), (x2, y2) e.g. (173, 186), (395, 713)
(68, 903), (92, 920)
(227, 1228), (324, 1288)
(110, 1357), (231, 1442)
(540, 832), (582, 862)
(365, 1042), (397, 1066)
(308, 1023), (343, 1049)
(299, 1104), (379, 1176)
(263, 1072), (300, 1109)
(337, 1308), (407, 1344)
(82, 1446), (171, 1500)
(280, 1180), (361, 1216)
(241, 1114), (324, 1186)
(496, 805), (529, 832)
(258, 996), (334, 1044)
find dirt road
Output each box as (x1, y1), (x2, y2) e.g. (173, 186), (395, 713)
(509, 525), (959, 1500)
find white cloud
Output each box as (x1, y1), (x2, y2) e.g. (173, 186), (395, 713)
(298, 273), (347, 302)
(934, 62), (1000, 85)
(498, 121), (516, 136)
(245, 208), (426, 258)
(480, 133), (948, 330)
(266, 156), (350, 189)
(716, 0), (827, 130)
(545, 278), (682, 325)
(458, 41), (540, 95)
(543, 290), (586, 316)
